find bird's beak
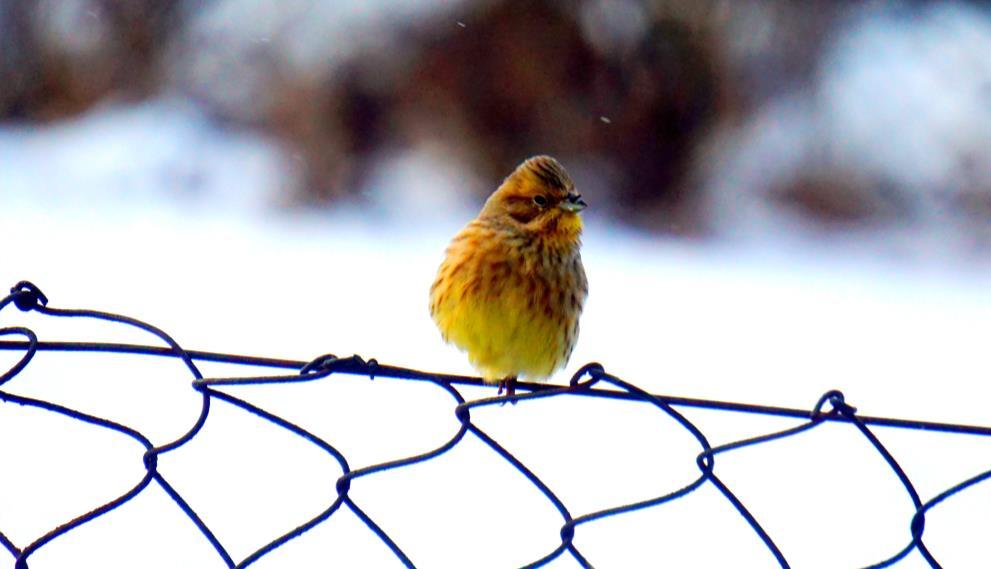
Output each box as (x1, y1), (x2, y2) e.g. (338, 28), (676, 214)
(560, 193), (587, 213)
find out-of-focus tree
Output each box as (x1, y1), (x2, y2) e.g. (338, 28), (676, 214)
(0, 0), (183, 119)
(4, 0), (991, 250)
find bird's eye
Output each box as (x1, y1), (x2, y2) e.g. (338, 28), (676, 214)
(533, 195), (548, 207)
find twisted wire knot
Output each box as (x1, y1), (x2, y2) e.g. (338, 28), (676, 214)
(300, 353), (339, 374)
(10, 281), (48, 312)
(811, 389), (858, 420)
(569, 362), (605, 389)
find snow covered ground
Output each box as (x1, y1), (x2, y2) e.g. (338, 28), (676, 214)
(3, 95), (991, 567)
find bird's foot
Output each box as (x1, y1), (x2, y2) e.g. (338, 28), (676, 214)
(497, 376), (518, 405)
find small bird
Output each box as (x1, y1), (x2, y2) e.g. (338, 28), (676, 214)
(430, 155), (588, 398)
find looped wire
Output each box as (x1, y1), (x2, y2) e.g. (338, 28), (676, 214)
(0, 281), (49, 314)
(811, 389), (858, 420)
(569, 361), (604, 389)
(12, 281), (49, 312)
(0, 327), (38, 388)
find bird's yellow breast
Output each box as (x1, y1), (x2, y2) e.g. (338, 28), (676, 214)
(429, 223), (585, 382)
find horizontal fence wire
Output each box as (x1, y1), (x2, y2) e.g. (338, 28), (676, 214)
(0, 280), (989, 568)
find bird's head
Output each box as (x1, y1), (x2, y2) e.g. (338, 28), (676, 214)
(480, 155), (586, 243)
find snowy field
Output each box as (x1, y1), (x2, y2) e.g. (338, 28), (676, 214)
(3, 94), (991, 567)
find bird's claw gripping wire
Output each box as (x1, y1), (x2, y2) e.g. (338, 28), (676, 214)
(497, 376), (518, 405)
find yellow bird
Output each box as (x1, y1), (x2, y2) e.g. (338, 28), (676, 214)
(429, 155), (588, 397)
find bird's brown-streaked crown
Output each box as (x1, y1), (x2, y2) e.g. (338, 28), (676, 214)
(481, 155), (587, 231)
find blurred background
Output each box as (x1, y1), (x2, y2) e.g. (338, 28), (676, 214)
(3, 0), (991, 254)
(4, 2), (991, 568)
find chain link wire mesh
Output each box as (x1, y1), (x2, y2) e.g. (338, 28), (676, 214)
(1, 279), (989, 568)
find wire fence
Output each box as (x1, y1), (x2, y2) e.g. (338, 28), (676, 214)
(0, 279), (989, 568)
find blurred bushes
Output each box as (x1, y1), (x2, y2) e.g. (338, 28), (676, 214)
(0, 0), (762, 230)
(0, 0), (182, 119)
(3, 0), (991, 245)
